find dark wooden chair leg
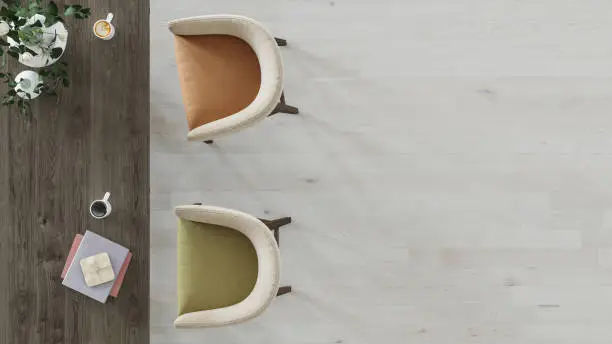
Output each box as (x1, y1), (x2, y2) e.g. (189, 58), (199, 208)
(260, 217), (293, 296)
(204, 140), (214, 144)
(266, 217), (292, 228)
(259, 217), (292, 229)
(258, 216), (292, 246)
(275, 37), (287, 46)
(272, 103), (299, 115)
(277, 286), (292, 296)
(269, 92), (299, 116)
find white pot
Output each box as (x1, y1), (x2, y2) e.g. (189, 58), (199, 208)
(6, 14), (68, 68)
(14, 70), (42, 99)
(0, 21), (9, 36)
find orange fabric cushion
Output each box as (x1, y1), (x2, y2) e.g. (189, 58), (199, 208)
(174, 34), (261, 130)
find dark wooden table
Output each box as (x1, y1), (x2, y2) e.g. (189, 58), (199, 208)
(0, 1), (149, 343)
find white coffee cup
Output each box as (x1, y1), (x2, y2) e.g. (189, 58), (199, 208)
(90, 192), (112, 219)
(93, 13), (115, 40)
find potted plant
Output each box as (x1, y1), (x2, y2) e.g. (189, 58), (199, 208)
(0, 0), (89, 65)
(0, 0), (89, 118)
(0, 62), (69, 117)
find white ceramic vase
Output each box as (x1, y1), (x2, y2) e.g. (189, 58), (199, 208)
(6, 14), (68, 68)
(14, 70), (42, 99)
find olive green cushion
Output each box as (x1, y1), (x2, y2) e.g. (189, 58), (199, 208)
(177, 219), (258, 315)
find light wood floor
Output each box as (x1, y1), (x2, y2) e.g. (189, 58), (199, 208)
(151, 1), (612, 343)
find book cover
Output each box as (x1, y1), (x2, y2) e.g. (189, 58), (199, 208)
(62, 231), (129, 303)
(62, 234), (132, 297)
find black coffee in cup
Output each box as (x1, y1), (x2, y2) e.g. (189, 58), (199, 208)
(91, 201), (107, 217)
(90, 192), (112, 219)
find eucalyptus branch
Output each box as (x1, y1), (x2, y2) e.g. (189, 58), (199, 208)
(0, 61), (69, 118)
(0, 0), (87, 119)
(0, 71), (30, 118)
(0, 0), (90, 60)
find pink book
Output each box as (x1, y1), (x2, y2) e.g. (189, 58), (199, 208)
(62, 234), (132, 298)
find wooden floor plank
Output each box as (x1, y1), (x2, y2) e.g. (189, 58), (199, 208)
(151, 1), (612, 343)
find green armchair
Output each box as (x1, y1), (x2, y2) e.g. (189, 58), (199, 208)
(174, 204), (292, 328)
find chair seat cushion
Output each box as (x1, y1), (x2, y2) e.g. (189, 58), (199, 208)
(177, 219), (258, 315)
(174, 34), (261, 130)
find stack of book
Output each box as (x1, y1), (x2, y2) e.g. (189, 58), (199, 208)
(61, 231), (132, 303)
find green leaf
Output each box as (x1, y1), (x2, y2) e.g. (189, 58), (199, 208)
(0, 6), (12, 18)
(15, 8), (28, 18)
(7, 2), (19, 11)
(62, 78), (69, 87)
(7, 50), (17, 58)
(43, 14), (56, 27)
(50, 47), (62, 58)
(63, 4), (81, 16)
(28, 2), (40, 11)
(47, 1), (58, 16)
(8, 89), (16, 96)
(7, 80), (16, 87)
(0, 39), (9, 47)
(6, 30), (18, 42)
(30, 20), (43, 28)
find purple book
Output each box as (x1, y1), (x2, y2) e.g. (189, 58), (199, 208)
(62, 231), (129, 303)
(62, 234), (132, 298)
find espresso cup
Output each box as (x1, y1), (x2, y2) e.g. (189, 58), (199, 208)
(93, 13), (115, 40)
(90, 192), (112, 219)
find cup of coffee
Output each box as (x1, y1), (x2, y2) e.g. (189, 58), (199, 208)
(90, 192), (112, 219)
(93, 13), (115, 40)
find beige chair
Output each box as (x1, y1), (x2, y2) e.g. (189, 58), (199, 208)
(168, 14), (299, 144)
(174, 204), (292, 328)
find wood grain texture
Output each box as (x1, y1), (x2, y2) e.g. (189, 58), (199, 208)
(0, 0), (149, 343)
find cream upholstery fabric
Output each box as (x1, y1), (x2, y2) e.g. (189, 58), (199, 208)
(168, 15), (283, 141)
(174, 205), (281, 328)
